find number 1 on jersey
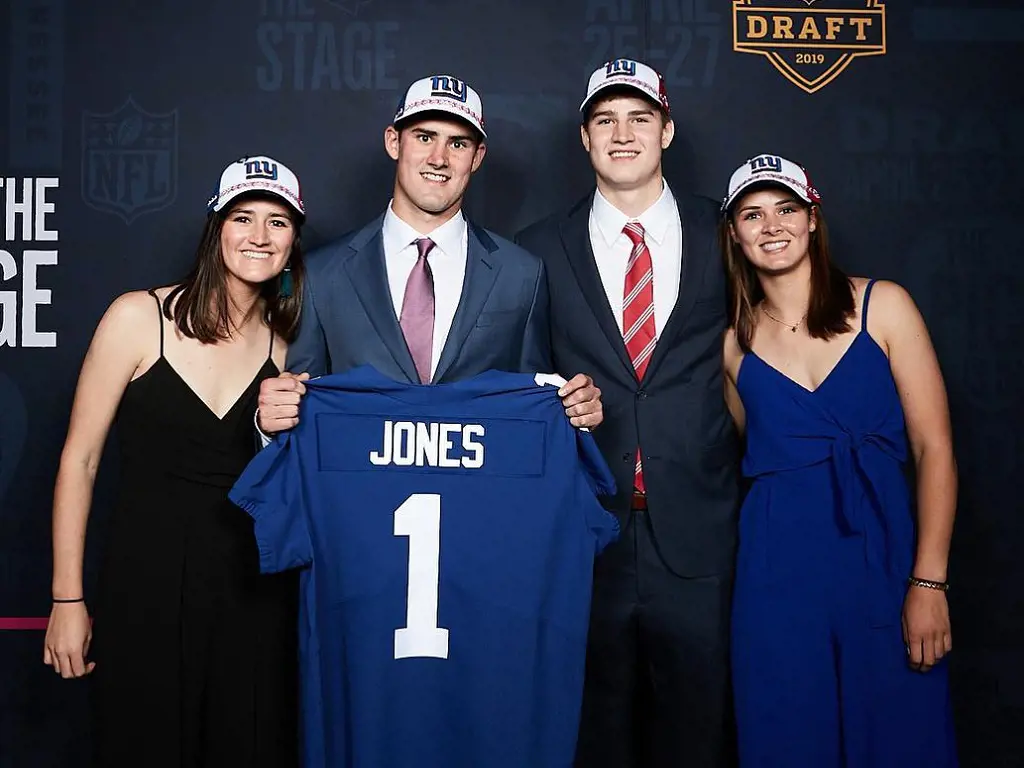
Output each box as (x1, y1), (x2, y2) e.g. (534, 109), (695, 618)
(393, 493), (450, 660)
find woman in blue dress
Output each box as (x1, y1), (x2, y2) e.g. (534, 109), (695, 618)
(719, 154), (959, 766)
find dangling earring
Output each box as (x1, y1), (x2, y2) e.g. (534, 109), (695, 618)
(280, 262), (293, 298)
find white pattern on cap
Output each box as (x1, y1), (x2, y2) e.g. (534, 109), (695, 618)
(207, 155), (304, 217)
(393, 74), (486, 138)
(580, 59), (671, 115)
(721, 154), (821, 213)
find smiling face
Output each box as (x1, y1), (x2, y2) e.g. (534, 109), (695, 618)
(384, 115), (486, 226)
(729, 186), (817, 275)
(581, 92), (673, 194)
(219, 196), (296, 289)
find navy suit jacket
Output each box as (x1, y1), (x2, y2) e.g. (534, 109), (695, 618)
(287, 214), (553, 383)
(516, 189), (740, 577)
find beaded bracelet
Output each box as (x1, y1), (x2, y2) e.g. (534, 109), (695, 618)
(907, 576), (949, 592)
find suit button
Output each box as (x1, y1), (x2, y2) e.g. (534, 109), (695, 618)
(622, 453), (631, 463)
(636, 390), (647, 400)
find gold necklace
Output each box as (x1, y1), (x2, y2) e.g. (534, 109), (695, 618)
(760, 304), (805, 333)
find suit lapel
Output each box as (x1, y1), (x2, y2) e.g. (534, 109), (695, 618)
(432, 222), (501, 383)
(341, 216), (420, 384)
(641, 191), (709, 383)
(559, 196), (635, 378)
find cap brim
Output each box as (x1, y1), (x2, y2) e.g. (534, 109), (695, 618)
(579, 81), (662, 113)
(393, 106), (486, 138)
(721, 177), (814, 213)
(213, 187), (304, 218)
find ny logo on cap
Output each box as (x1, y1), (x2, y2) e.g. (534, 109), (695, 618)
(749, 155), (783, 173)
(430, 76), (468, 103)
(605, 59), (637, 77)
(244, 159), (278, 180)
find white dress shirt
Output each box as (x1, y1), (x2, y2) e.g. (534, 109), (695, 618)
(588, 182), (682, 338)
(381, 200), (468, 379)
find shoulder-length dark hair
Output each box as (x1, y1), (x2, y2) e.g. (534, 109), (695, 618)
(162, 191), (305, 344)
(719, 183), (854, 352)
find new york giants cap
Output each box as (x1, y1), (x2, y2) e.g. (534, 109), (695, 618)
(580, 59), (671, 116)
(393, 74), (487, 138)
(207, 155), (304, 217)
(721, 153), (821, 213)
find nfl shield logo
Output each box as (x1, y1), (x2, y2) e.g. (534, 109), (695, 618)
(81, 97), (178, 224)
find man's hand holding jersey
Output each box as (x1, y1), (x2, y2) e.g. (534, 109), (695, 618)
(257, 372), (310, 434)
(558, 373), (603, 429)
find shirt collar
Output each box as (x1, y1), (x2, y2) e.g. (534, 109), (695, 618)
(591, 181), (676, 247)
(382, 200), (467, 259)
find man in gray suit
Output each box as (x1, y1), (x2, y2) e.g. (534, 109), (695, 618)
(257, 74), (603, 434)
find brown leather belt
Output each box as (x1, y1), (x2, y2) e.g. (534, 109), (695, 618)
(630, 490), (648, 511)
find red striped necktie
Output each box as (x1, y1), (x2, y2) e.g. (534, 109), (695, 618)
(622, 221), (656, 494)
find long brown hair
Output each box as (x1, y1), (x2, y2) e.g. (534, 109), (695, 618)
(162, 191), (305, 343)
(720, 183), (854, 352)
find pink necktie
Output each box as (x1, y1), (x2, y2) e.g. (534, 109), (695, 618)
(400, 238), (435, 384)
(622, 222), (656, 493)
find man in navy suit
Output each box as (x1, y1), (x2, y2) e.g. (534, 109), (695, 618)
(257, 74), (603, 433)
(516, 60), (741, 767)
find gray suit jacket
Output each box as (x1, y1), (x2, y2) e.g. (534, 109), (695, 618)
(287, 214), (553, 382)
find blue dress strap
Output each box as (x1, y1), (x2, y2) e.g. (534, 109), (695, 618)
(861, 279), (877, 332)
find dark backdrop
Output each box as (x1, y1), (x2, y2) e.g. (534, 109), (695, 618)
(1, 1), (1021, 765)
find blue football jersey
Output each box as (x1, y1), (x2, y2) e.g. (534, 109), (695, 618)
(229, 366), (618, 768)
